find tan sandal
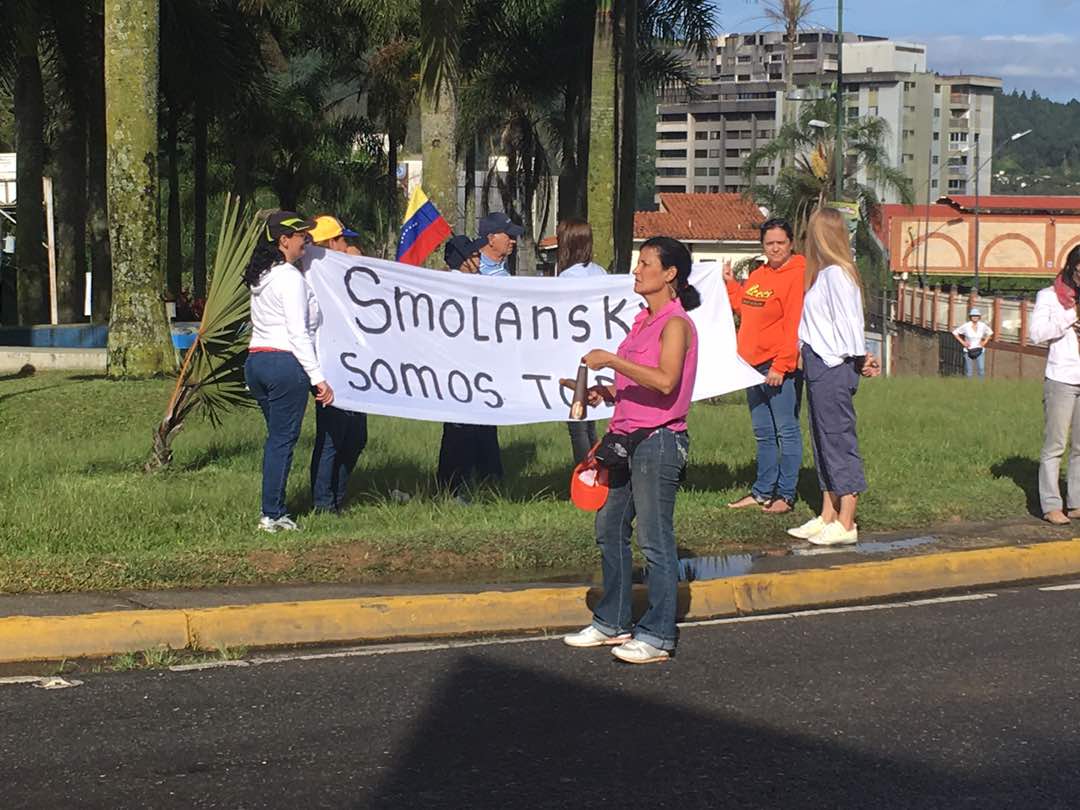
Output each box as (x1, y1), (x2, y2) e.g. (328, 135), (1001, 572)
(728, 494), (766, 509)
(1044, 510), (1070, 525)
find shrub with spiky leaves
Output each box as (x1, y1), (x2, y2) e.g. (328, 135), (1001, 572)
(146, 195), (261, 472)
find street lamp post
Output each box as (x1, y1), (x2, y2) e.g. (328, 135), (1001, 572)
(834, 0), (844, 202)
(964, 128), (1032, 293)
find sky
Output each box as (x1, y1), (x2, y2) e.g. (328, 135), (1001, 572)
(719, 0), (1080, 102)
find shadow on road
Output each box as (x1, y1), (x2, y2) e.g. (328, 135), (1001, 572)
(365, 654), (1059, 809)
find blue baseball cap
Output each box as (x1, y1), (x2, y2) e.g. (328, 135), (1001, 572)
(478, 212), (525, 239)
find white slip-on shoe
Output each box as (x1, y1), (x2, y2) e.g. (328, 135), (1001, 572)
(273, 515), (300, 531)
(563, 625), (631, 648)
(787, 516), (826, 540)
(807, 521), (858, 546)
(611, 638), (670, 664)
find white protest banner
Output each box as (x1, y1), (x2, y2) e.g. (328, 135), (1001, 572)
(304, 249), (763, 425)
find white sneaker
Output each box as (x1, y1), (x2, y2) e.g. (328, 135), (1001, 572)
(257, 515), (299, 533)
(807, 521), (858, 546)
(563, 625), (631, 648)
(611, 638), (670, 664)
(787, 516), (827, 540)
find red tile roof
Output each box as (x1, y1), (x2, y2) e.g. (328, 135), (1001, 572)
(939, 195), (1080, 213)
(634, 193), (765, 242)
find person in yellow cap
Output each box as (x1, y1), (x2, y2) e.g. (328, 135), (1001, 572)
(309, 214), (363, 256)
(307, 213), (367, 513)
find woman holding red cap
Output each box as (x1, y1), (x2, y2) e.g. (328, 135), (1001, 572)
(562, 236), (699, 665)
(244, 211), (333, 532)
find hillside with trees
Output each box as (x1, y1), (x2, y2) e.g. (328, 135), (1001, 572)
(993, 90), (1080, 195)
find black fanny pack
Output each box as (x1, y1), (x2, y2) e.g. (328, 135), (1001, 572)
(967, 347), (984, 359)
(594, 424), (677, 470)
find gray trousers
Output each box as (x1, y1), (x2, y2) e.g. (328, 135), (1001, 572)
(568, 420), (598, 466)
(803, 346), (867, 495)
(1039, 378), (1080, 513)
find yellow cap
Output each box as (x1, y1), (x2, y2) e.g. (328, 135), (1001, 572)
(309, 215), (348, 243)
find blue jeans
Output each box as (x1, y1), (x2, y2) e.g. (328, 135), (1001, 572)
(964, 350), (986, 378)
(310, 405), (368, 512)
(592, 428), (689, 652)
(245, 351), (310, 519)
(746, 366), (803, 504)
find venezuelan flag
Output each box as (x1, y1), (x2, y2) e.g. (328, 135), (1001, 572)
(396, 187), (452, 266)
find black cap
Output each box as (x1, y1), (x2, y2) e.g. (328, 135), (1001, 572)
(264, 211), (315, 243)
(443, 234), (487, 269)
(478, 212), (525, 239)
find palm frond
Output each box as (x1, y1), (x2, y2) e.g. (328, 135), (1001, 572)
(147, 195), (262, 472)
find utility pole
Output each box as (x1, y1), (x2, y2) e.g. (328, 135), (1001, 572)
(972, 138), (981, 293)
(834, 0), (844, 201)
(922, 139), (934, 287)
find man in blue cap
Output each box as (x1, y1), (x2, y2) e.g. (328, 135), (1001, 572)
(476, 212), (524, 276)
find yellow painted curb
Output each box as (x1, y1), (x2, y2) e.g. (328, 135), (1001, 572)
(0, 610), (189, 663)
(2, 539), (1079, 664)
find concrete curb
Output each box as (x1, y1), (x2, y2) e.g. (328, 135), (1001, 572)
(3, 539), (1080, 664)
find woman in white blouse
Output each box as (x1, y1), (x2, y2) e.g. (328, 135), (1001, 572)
(1028, 245), (1080, 525)
(243, 211), (334, 533)
(787, 207), (879, 546)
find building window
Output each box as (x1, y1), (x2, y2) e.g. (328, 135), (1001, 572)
(658, 131), (687, 140)
(709, 167), (720, 176)
(660, 112), (687, 122)
(737, 55), (751, 63)
(695, 131), (709, 141)
(694, 185), (708, 193)
(725, 148), (740, 158)
(932, 155), (939, 164)
(947, 179), (964, 191)
(709, 148), (721, 158)
(757, 129), (773, 139)
(847, 107), (859, 119)
(931, 179), (938, 188)
(710, 131), (723, 140)
(657, 167), (687, 177)
(933, 108), (941, 118)
(725, 185), (741, 192)
(695, 149), (708, 158)
(933, 132), (940, 141)
(905, 81), (916, 90)
(949, 131), (968, 143)
(695, 166), (709, 176)
(867, 105), (878, 115)
(902, 153), (915, 162)
(736, 74), (750, 81)
(658, 149), (687, 158)
(656, 184), (686, 194)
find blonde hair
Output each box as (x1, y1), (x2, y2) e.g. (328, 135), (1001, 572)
(804, 207), (862, 292)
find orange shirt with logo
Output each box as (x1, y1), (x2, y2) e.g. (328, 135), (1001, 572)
(725, 254), (806, 375)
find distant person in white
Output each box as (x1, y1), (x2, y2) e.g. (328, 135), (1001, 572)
(1028, 245), (1080, 526)
(555, 218), (607, 464)
(952, 308), (993, 378)
(786, 207), (880, 548)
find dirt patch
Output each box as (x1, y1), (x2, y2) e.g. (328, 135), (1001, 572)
(245, 551), (295, 576)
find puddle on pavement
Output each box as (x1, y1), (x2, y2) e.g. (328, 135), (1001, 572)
(790, 535), (939, 557)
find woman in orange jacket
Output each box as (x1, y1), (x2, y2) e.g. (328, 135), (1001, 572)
(724, 218), (805, 513)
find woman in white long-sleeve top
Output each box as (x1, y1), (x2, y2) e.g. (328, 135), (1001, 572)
(786, 207), (879, 547)
(1028, 245), (1080, 525)
(244, 211), (334, 533)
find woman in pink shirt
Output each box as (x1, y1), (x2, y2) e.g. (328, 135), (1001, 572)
(563, 236), (700, 664)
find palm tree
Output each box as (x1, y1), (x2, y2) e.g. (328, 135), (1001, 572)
(419, 0), (461, 244)
(743, 95), (913, 244)
(104, 0), (175, 376)
(13, 0), (48, 325)
(759, 0), (818, 126)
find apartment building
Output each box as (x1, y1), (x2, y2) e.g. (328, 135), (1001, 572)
(653, 32), (1001, 205)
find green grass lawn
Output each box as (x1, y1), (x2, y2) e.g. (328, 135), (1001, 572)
(0, 370), (1044, 593)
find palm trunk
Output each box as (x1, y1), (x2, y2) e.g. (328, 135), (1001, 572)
(165, 102), (182, 299)
(51, 0), (90, 323)
(587, 1), (616, 271)
(387, 123), (400, 251)
(192, 97), (208, 299)
(14, 2), (48, 325)
(612, 0), (637, 275)
(105, 0), (175, 376)
(420, 84), (458, 265)
(87, 0), (112, 322)
(463, 137), (477, 235)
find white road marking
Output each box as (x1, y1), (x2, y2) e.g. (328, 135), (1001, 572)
(207, 593), (999, 670)
(1038, 582), (1080, 591)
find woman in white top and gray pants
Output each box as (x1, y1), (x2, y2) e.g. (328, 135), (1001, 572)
(1028, 245), (1080, 525)
(787, 208), (879, 547)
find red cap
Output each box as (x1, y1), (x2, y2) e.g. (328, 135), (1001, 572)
(570, 458), (609, 511)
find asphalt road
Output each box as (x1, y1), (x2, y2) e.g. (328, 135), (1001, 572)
(3, 583), (1079, 809)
